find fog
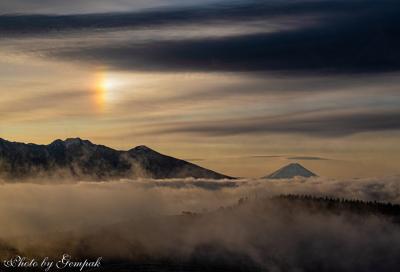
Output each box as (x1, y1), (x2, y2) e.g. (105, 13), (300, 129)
(0, 177), (399, 271)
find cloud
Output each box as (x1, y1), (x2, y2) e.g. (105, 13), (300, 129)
(0, 0), (217, 14)
(0, 0), (355, 35)
(141, 179), (239, 190)
(0, 177), (400, 271)
(248, 155), (283, 158)
(0, 90), (94, 122)
(288, 156), (330, 160)
(0, 1), (307, 35)
(0, 90), (88, 114)
(2, 1), (398, 74)
(151, 109), (400, 137)
(37, 0), (400, 74)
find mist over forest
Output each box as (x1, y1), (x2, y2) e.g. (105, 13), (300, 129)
(0, 177), (399, 271)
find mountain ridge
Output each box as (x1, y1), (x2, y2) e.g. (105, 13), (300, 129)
(0, 137), (233, 181)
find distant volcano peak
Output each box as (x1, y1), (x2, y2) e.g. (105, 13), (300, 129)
(265, 163), (317, 179)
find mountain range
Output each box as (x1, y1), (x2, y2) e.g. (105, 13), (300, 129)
(0, 138), (232, 181)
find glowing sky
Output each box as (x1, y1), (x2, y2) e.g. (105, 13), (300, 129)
(1, 0), (400, 178)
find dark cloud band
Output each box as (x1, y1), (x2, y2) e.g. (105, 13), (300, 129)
(154, 110), (400, 137)
(0, 1), (360, 34)
(2, 0), (399, 74)
(47, 0), (400, 74)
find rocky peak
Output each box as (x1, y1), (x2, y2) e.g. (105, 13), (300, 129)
(64, 138), (94, 147)
(129, 145), (157, 154)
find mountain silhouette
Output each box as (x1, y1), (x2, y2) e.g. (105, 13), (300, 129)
(0, 138), (232, 181)
(265, 163), (317, 179)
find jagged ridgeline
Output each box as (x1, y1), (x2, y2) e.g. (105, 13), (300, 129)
(0, 138), (233, 181)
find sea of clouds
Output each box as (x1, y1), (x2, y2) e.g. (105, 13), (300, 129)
(0, 176), (399, 271)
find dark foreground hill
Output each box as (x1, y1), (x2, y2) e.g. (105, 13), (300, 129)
(0, 138), (232, 181)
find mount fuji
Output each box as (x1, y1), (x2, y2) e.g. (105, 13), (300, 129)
(265, 163), (317, 179)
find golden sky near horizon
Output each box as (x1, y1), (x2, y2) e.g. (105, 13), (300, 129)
(1, 0), (400, 178)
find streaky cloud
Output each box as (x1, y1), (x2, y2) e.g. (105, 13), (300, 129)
(152, 110), (400, 137)
(0, 0), (362, 35)
(288, 156), (330, 161)
(43, 0), (400, 74)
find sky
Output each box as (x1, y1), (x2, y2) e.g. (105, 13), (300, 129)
(1, 0), (400, 178)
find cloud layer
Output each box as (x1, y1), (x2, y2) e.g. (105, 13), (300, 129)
(153, 109), (400, 137)
(32, 0), (398, 74)
(0, 177), (399, 271)
(1, 0), (398, 74)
